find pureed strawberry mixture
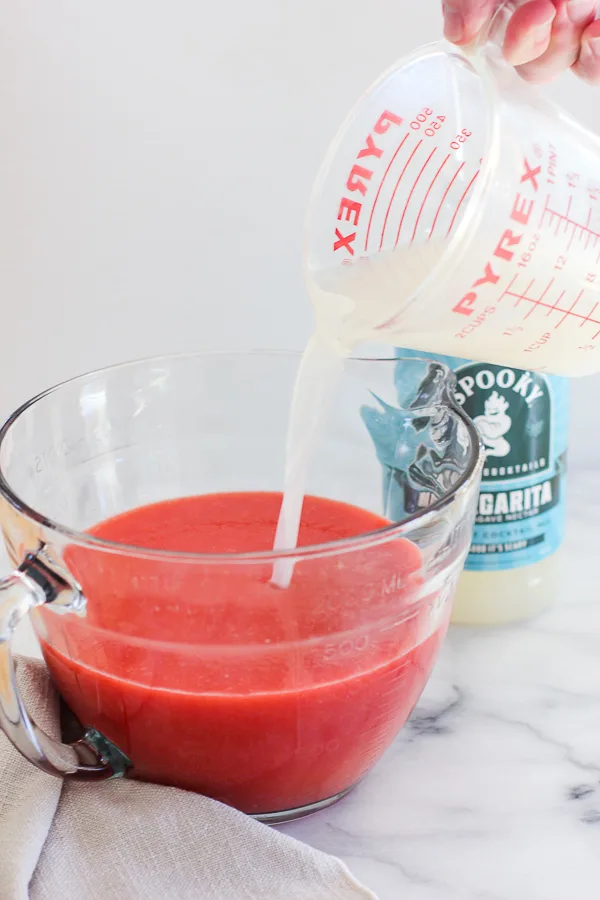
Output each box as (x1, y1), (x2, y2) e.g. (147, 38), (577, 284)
(38, 492), (446, 814)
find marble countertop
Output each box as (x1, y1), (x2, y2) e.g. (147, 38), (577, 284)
(13, 470), (600, 900)
(281, 469), (600, 900)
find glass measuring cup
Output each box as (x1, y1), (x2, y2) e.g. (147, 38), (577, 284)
(0, 352), (482, 822)
(306, 31), (600, 376)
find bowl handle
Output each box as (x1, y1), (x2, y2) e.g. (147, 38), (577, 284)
(0, 549), (130, 780)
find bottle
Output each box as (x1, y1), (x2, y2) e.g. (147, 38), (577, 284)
(396, 350), (568, 625)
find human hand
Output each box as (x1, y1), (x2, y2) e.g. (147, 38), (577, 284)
(443, 0), (600, 83)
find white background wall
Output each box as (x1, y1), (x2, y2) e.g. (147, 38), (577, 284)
(0, 0), (598, 467)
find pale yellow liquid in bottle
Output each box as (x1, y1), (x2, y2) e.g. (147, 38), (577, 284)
(451, 549), (564, 625)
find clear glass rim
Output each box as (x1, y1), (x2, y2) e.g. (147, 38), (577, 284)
(0, 350), (483, 563)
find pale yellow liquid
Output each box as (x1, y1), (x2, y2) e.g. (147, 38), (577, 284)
(271, 334), (346, 589)
(273, 244), (447, 580)
(451, 552), (563, 625)
(275, 243), (561, 624)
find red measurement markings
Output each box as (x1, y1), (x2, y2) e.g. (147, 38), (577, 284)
(567, 207), (589, 251)
(379, 140), (423, 250)
(394, 148), (437, 247)
(364, 133), (409, 252)
(554, 212), (562, 238)
(446, 170), (480, 237)
(581, 300), (599, 327)
(545, 289), (566, 320)
(543, 202), (600, 245)
(538, 195), (550, 230)
(523, 278), (554, 320)
(503, 282), (600, 331)
(497, 274), (518, 302)
(411, 154), (450, 243)
(584, 209), (598, 251)
(504, 282), (562, 316)
(568, 226), (579, 251)
(592, 212), (600, 261)
(554, 289), (583, 329)
(563, 197), (572, 233)
(429, 162), (465, 240)
(511, 279), (535, 309)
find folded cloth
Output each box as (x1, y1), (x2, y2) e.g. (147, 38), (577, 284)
(0, 658), (378, 900)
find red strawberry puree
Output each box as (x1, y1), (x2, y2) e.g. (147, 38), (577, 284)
(37, 492), (447, 814)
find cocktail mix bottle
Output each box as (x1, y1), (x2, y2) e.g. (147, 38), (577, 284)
(395, 350), (568, 625)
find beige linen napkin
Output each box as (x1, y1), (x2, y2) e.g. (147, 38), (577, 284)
(0, 658), (377, 900)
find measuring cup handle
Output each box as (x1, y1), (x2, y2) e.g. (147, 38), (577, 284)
(0, 550), (130, 780)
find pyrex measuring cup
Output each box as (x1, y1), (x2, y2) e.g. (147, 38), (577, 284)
(306, 36), (600, 376)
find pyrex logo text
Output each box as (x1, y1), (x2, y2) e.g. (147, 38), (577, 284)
(452, 157), (541, 317)
(333, 111), (403, 256)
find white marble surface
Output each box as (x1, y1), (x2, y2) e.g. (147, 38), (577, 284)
(12, 470), (600, 900)
(279, 469), (600, 900)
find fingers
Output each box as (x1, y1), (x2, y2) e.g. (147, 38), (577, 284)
(443, 0), (600, 85)
(503, 0), (557, 67)
(511, 0), (597, 82)
(572, 17), (600, 83)
(443, 0), (497, 45)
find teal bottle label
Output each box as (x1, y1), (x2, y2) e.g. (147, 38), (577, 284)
(394, 350), (568, 571)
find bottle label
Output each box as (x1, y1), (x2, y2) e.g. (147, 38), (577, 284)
(394, 350), (568, 571)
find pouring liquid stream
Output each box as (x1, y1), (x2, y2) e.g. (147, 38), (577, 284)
(270, 242), (445, 588)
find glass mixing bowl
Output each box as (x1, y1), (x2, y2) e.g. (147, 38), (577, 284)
(0, 352), (482, 822)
